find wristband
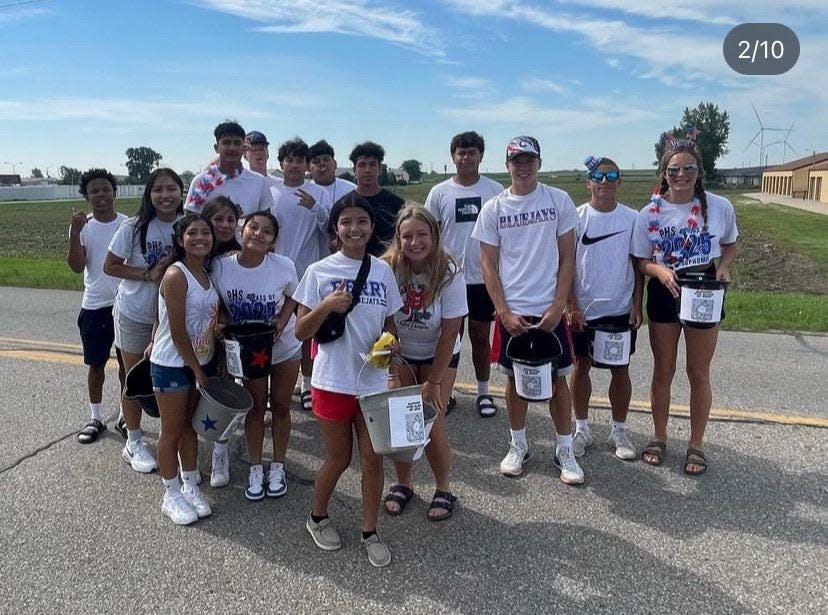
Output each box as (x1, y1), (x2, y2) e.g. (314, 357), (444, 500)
(142, 269), (151, 282)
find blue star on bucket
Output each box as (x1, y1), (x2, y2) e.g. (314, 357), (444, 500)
(201, 414), (217, 431)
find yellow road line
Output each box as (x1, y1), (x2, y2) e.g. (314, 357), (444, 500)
(0, 336), (82, 351)
(452, 383), (828, 428)
(0, 338), (825, 429)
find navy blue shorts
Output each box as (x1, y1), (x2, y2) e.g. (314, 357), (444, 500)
(77, 305), (115, 367)
(400, 352), (461, 369)
(466, 284), (496, 323)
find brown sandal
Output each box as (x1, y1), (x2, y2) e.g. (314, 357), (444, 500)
(684, 448), (708, 476)
(641, 441), (666, 466)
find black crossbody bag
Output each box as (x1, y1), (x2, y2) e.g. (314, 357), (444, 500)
(314, 254), (372, 344)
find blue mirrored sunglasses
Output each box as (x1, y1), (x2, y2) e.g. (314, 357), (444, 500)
(589, 170), (620, 182)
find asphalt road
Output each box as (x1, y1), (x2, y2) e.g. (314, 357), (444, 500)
(0, 287), (826, 614)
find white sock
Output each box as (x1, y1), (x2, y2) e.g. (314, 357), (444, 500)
(181, 470), (199, 489)
(575, 419), (590, 432)
(162, 476), (181, 498)
(89, 402), (103, 422)
(117, 404), (124, 421)
(557, 433), (574, 449)
(214, 441), (228, 454)
(301, 376), (312, 392)
(509, 428), (527, 450)
(612, 421), (626, 431)
(477, 380), (489, 396)
(127, 429), (142, 446)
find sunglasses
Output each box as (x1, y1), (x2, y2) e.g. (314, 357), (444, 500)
(589, 170), (620, 182)
(666, 164), (699, 177)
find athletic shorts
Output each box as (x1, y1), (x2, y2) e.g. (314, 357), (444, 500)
(77, 305), (115, 367)
(400, 352), (461, 369)
(497, 317), (573, 377)
(466, 284), (496, 323)
(646, 265), (725, 324)
(150, 359), (217, 393)
(572, 314), (638, 359)
(114, 306), (154, 354)
(311, 388), (362, 423)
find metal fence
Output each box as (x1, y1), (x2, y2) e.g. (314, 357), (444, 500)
(0, 184), (146, 202)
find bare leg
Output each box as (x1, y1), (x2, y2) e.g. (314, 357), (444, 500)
(645, 322), (682, 461)
(270, 359), (300, 462)
(550, 375), (572, 436)
(467, 319), (492, 383)
(119, 349), (144, 431)
(570, 355), (592, 421)
(243, 377), (268, 465)
(177, 387), (201, 472)
(354, 412), (384, 533)
(683, 325), (719, 472)
(156, 389), (191, 480)
(87, 364), (106, 405)
(608, 366), (632, 423)
(312, 419), (353, 517)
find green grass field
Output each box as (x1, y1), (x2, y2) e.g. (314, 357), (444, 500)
(2, 181), (827, 332)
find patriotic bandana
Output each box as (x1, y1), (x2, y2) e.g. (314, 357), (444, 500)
(583, 155), (601, 173)
(661, 127), (701, 151)
(185, 163), (241, 209)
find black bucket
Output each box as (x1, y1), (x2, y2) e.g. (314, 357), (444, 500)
(223, 321), (275, 380)
(505, 328), (563, 402)
(676, 273), (728, 329)
(588, 322), (631, 369)
(124, 357), (159, 418)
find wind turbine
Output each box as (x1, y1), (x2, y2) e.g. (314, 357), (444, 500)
(744, 104), (787, 167)
(764, 124), (798, 164)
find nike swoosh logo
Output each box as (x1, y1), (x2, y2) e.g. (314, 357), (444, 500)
(582, 230), (625, 245)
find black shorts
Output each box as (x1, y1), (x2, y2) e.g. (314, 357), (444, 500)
(646, 265), (725, 324)
(497, 317), (573, 375)
(401, 352), (461, 369)
(77, 305), (115, 367)
(466, 284), (496, 323)
(572, 314), (638, 359)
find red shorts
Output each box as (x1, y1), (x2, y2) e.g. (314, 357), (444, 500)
(311, 387), (362, 423)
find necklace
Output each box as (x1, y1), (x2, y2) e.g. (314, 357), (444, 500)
(646, 193), (704, 267)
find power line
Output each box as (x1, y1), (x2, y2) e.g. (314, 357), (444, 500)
(0, 0), (49, 10)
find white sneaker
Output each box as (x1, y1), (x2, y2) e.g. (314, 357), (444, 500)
(554, 444), (585, 485)
(178, 454), (202, 485)
(210, 446), (230, 488)
(181, 483), (212, 518)
(266, 463), (288, 498)
(609, 427), (637, 461)
(245, 465), (265, 501)
(161, 492), (198, 526)
(121, 439), (157, 473)
(572, 429), (594, 458)
(500, 441), (530, 477)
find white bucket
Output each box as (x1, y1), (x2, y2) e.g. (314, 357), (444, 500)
(358, 385), (438, 460)
(511, 359), (555, 401)
(192, 378), (254, 442)
(505, 328), (562, 402)
(590, 326), (632, 368)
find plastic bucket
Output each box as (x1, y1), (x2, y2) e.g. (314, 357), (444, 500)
(192, 378), (254, 442)
(677, 274), (728, 329)
(589, 323), (631, 369)
(124, 357), (159, 418)
(506, 328), (562, 402)
(358, 385), (437, 459)
(223, 321), (275, 380)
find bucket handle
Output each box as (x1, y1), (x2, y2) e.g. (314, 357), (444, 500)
(505, 328), (563, 363)
(356, 353), (417, 394)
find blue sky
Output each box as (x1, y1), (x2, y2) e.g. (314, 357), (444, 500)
(1, 0), (826, 177)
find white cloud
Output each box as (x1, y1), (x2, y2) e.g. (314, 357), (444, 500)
(192, 0), (443, 56)
(521, 77), (569, 96)
(0, 6), (51, 24)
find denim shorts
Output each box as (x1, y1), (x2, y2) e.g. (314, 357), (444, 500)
(150, 359), (217, 393)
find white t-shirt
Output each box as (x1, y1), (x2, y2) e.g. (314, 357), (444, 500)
(471, 183), (578, 317)
(313, 177), (357, 206)
(184, 168), (276, 217)
(211, 252), (301, 365)
(394, 265), (468, 360)
(424, 176), (504, 284)
(150, 263), (219, 367)
(632, 192), (739, 270)
(71, 213), (129, 310)
(270, 179), (333, 280)
(574, 203), (638, 320)
(293, 252), (404, 396)
(108, 217), (177, 324)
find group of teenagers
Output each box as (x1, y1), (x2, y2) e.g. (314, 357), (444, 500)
(68, 121), (738, 567)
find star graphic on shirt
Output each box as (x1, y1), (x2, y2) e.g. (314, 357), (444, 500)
(201, 415), (217, 431)
(250, 348), (269, 368)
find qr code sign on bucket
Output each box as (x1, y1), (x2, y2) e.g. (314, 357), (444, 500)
(603, 341), (624, 362)
(522, 374), (542, 397)
(691, 297), (715, 322)
(405, 413), (425, 443)
(224, 340), (244, 378)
